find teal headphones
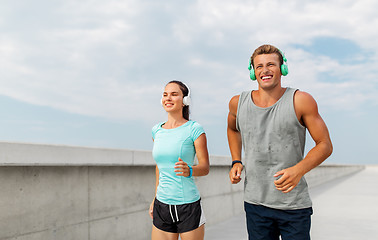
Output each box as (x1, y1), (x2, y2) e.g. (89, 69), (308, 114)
(248, 50), (289, 81)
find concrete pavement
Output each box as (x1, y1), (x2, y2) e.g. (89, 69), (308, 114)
(205, 165), (378, 240)
(206, 214), (248, 240)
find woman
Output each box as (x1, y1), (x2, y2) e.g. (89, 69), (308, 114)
(149, 80), (210, 240)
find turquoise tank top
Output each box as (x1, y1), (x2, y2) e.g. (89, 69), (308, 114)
(152, 120), (205, 205)
(236, 88), (312, 210)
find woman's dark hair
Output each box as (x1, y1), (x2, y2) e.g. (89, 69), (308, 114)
(167, 80), (190, 120)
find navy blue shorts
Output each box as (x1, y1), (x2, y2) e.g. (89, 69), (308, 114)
(153, 198), (206, 233)
(244, 202), (313, 240)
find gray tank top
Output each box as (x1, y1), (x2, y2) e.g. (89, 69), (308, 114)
(236, 88), (312, 210)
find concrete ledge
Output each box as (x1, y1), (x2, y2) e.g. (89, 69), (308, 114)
(0, 141), (231, 166)
(306, 164), (365, 188)
(0, 141), (146, 166)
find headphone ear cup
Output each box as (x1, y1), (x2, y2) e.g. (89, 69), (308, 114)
(250, 68), (256, 80)
(281, 64), (289, 76)
(183, 96), (191, 106)
(248, 58), (256, 81)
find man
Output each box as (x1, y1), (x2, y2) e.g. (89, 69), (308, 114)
(227, 44), (333, 240)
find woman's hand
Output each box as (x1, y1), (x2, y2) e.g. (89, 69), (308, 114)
(174, 158), (191, 177)
(149, 199), (154, 219)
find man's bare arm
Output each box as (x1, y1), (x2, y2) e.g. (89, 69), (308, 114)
(274, 91), (333, 193)
(227, 95), (243, 184)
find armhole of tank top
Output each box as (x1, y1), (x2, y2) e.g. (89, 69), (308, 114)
(236, 91), (249, 132)
(292, 89), (306, 129)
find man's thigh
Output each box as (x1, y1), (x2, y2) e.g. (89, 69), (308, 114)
(277, 207), (313, 240)
(244, 202), (280, 240)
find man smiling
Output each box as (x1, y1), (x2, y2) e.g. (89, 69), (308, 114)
(227, 44), (333, 240)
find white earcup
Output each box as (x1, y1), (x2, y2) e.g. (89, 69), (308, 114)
(183, 96), (191, 106)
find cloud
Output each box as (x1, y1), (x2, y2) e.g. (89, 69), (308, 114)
(0, 0), (378, 125)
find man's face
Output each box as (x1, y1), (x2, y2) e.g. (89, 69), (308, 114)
(253, 53), (282, 90)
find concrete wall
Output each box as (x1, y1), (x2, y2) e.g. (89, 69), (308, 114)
(0, 142), (364, 240)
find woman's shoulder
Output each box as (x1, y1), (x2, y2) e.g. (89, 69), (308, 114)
(187, 120), (205, 133)
(187, 120), (202, 128)
(152, 122), (164, 133)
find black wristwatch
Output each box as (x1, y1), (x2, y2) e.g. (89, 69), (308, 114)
(232, 160), (243, 167)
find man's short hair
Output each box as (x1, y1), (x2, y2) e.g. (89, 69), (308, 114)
(250, 44), (284, 68)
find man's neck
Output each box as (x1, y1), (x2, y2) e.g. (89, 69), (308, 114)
(252, 87), (287, 108)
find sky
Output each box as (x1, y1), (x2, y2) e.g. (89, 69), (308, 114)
(1, 0), (378, 165)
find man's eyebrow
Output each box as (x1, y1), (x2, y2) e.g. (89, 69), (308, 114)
(256, 61), (276, 66)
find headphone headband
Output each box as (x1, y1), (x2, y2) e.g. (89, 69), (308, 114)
(181, 82), (191, 106)
(181, 82), (191, 98)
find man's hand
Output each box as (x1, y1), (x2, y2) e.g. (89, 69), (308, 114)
(229, 163), (243, 184)
(274, 166), (305, 193)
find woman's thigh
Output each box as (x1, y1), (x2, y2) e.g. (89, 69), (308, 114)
(151, 225), (179, 240)
(180, 224), (205, 240)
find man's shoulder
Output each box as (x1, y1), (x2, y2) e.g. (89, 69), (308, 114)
(294, 90), (316, 103)
(230, 94), (240, 103)
(294, 90), (318, 112)
(230, 90), (252, 104)
(229, 94), (240, 110)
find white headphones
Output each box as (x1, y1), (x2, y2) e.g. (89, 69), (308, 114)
(161, 82), (191, 106)
(182, 82), (191, 106)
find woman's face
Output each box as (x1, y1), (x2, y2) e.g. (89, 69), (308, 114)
(162, 83), (184, 113)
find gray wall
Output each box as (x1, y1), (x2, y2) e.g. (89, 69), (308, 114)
(0, 142), (364, 240)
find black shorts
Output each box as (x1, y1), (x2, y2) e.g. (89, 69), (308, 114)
(153, 198), (206, 233)
(244, 202), (313, 240)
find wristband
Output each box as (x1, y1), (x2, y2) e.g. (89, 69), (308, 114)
(186, 165), (193, 178)
(232, 160), (243, 167)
